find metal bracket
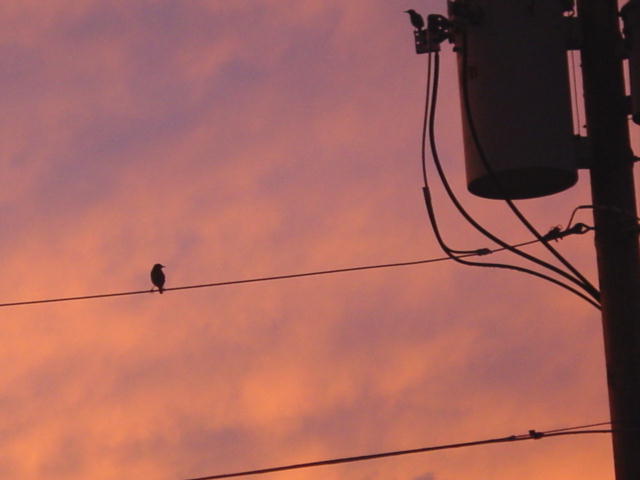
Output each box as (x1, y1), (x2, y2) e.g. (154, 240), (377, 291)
(409, 14), (454, 55)
(411, 30), (439, 54)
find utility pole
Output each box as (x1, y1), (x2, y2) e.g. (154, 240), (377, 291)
(410, 1), (639, 476)
(579, 1), (640, 479)
(410, 0), (640, 477)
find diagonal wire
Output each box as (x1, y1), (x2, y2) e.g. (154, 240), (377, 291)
(184, 425), (612, 480)
(0, 258), (451, 308)
(543, 421), (612, 434)
(0, 230), (591, 309)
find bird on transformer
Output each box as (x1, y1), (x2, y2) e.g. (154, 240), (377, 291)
(405, 9), (425, 31)
(150, 263), (166, 294)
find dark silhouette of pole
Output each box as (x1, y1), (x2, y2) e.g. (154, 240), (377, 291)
(578, 1), (640, 479)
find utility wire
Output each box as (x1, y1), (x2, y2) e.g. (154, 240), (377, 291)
(543, 421), (612, 434)
(567, 204), (640, 230)
(0, 232), (589, 309)
(184, 425), (612, 480)
(0, 61), (597, 312)
(421, 52), (600, 309)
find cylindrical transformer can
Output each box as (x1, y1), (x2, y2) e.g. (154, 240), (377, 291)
(622, 0), (640, 125)
(449, 0), (578, 199)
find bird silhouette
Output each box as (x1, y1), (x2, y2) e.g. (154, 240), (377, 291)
(150, 264), (166, 294)
(405, 9), (425, 31)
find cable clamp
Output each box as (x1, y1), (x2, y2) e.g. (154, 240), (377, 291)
(542, 223), (593, 242)
(567, 222), (593, 235)
(528, 429), (544, 439)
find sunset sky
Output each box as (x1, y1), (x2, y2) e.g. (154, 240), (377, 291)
(1, 1), (638, 479)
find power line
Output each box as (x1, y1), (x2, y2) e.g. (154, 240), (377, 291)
(543, 421), (612, 434)
(184, 424), (612, 480)
(0, 233), (588, 309)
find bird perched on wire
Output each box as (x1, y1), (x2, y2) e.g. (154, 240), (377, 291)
(405, 9), (425, 31)
(150, 263), (166, 294)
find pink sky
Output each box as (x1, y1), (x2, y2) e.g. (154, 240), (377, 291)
(1, 1), (636, 479)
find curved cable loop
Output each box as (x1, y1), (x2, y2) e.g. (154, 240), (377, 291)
(421, 53), (600, 310)
(458, 33), (600, 301)
(422, 185), (601, 309)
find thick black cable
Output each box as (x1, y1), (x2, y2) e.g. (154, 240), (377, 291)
(459, 32), (600, 301)
(184, 427), (612, 480)
(420, 48), (431, 187)
(422, 53), (600, 309)
(420, 52), (484, 256)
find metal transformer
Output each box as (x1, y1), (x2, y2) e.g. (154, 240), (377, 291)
(449, 0), (578, 199)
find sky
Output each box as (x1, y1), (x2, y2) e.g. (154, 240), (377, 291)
(1, 1), (638, 479)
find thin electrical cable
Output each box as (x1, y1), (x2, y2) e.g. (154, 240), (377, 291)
(543, 421), (611, 434)
(0, 258), (450, 308)
(567, 204), (593, 229)
(422, 52), (600, 309)
(184, 427), (612, 480)
(459, 32), (600, 301)
(566, 204), (640, 230)
(0, 232), (590, 309)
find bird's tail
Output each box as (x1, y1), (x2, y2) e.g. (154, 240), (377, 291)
(159, 287), (164, 294)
